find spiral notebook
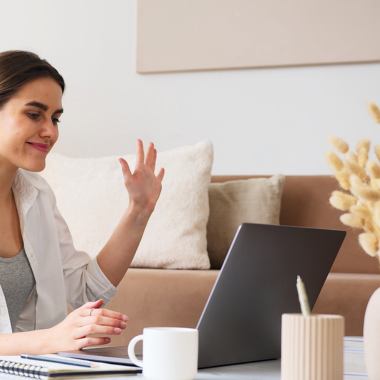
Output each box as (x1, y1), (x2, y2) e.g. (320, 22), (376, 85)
(0, 355), (141, 379)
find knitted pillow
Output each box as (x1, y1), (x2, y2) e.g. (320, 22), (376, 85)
(207, 175), (285, 269)
(40, 141), (213, 269)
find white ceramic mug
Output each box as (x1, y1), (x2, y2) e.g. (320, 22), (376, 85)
(128, 327), (198, 380)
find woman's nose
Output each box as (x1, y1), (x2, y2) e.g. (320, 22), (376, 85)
(39, 119), (58, 140)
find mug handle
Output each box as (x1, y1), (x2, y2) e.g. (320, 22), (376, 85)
(128, 334), (144, 367)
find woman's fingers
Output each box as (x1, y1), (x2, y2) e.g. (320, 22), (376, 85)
(120, 140), (163, 182)
(78, 315), (127, 329)
(144, 142), (155, 168)
(74, 324), (123, 340)
(151, 149), (157, 172)
(79, 324), (122, 337)
(157, 167), (165, 182)
(136, 139), (144, 165)
(79, 307), (127, 321)
(72, 310), (128, 340)
(49, 303), (129, 353)
(78, 299), (103, 310)
(119, 158), (133, 185)
(77, 336), (112, 349)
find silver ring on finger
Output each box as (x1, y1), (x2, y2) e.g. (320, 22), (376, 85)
(89, 308), (95, 316)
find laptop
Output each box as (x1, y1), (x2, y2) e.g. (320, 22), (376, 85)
(58, 223), (346, 368)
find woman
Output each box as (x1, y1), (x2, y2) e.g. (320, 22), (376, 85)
(0, 50), (164, 354)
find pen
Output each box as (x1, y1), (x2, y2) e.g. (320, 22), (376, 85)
(296, 275), (311, 316)
(20, 354), (98, 368)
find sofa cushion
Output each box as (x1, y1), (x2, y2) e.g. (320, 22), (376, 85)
(40, 140), (213, 269)
(207, 175), (285, 269)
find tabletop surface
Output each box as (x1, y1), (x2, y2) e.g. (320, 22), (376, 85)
(186, 337), (367, 380)
(0, 337), (368, 380)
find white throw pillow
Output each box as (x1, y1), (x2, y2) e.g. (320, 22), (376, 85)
(40, 141), (213, 269)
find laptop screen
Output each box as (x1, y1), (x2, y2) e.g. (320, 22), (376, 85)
(197, 223), (345, 368)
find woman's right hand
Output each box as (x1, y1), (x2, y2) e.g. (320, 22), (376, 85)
(47, 299), (128, 353)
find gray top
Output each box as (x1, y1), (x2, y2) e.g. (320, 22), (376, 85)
(0, 248), (36, 332)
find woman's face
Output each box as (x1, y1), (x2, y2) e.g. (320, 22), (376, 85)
(0, 77), (63, 173)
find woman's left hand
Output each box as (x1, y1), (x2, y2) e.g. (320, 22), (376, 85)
(97, 140), (164, 286)
(118, 139), (164, 214)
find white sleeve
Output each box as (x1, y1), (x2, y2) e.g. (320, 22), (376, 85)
(49, 189), (118, 310)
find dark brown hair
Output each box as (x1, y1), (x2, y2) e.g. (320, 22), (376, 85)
(0, 50), (65, 110)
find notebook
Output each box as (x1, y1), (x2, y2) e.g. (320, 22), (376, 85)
(0, 355), (141, 378)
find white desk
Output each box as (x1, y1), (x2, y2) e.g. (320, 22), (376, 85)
(143, 337), (367, 380)
(91, 337), (369, 380)
(0, 338), (367, 380)
(185, 338), (367, 380)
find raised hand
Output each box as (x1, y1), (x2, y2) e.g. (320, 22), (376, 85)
(48, 299), (128, 352)
(96, 140), (165, 287)
(118, 140), (164, 213)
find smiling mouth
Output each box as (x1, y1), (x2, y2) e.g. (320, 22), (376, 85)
(26, 142), (50, 153)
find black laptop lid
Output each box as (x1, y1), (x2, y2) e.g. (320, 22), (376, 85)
(197, 223), (346, 368)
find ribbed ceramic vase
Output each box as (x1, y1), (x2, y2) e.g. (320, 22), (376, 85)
(364, 287), (380, 380)
(281, 314), (344, 380)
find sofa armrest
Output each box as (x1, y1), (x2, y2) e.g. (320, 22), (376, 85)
(313, 272), (380, 336)
(106, 268), (219, 346)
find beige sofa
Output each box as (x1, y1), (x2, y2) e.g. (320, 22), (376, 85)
(105, 175), (380, 346)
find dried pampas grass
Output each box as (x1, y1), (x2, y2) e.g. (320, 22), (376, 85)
(350, 204), (371, 220)
(326, 151), (344, 172)
(340, 213), (364, 228)
(350, 174), (364, 188)
(326, 102), (380, 262)
(375, 146), (380, 162)
(368, 102), (380, 124)
(327, 135), (349, 153)
(346, 160), (367, 180)
(375, 203), (380, 227)
(357, 139), (370, 154)
(351, 186), (380, 202)
(335, 168), (351, 190)
(358, 147), (369, 168)
(359, 233), (378, 257)
(329, 191), (356, 211)
(367, 161), (380, 179)
(346, 151), (358, 163)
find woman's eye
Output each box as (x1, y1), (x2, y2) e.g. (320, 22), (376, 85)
(27, 113), (40, 120)
(52, 118), (61, 125)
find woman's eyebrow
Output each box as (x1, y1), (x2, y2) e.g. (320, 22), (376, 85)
(25, 101), (63, 114)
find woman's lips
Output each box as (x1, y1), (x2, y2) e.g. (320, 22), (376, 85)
(26, 142), (50, 153)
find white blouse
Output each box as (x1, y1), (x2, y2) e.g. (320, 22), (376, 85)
(0, 169), (118, 334)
